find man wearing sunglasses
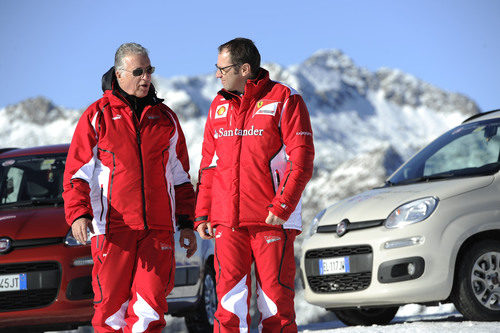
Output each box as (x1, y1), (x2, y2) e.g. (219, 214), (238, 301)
(63, 42), (196, 332)
(195, 38), (314, 332)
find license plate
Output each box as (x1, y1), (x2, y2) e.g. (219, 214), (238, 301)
(0, 273), (27, 292)
(319, 257), (350, 275)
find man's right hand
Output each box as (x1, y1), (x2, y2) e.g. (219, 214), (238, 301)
(71, 217), (93, 244)
(196, 222), (214, 239)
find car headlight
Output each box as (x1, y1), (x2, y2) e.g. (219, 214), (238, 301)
(64, 228), (91, 246)
(309, 208), (327, 236)
(385, 197), (438, 229)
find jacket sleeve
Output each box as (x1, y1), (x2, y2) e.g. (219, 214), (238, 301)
(63, 105), (99, 226)
(168, 110), (196, 228)
(194, 109), (216, 229)
(269, 94), (315, 221)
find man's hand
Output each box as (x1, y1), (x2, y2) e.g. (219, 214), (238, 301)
(179, 228), (197, 258)
(71, 217), (93, 244)
(196, 222), (214, 239)
(265, 211), (286, 225)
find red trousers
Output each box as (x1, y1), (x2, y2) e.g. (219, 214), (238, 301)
(90, 229), (175, 333)
(214, 225), (298, 332)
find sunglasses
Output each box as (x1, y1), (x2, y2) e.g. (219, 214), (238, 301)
(122, 66), (155, 77)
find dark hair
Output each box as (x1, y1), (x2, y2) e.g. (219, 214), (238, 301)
(218, 38), (261, 75)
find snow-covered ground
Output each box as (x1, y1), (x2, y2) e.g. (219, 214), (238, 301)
(52, 302), (498, 332)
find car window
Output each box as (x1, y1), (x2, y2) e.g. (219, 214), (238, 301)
(424, 125), (500, 176)
(3, 167), (24, 203)
(388, 119), (500, 185)
(0, 154), (66, 207)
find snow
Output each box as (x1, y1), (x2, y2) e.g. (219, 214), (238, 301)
(52, 302), (498, 332)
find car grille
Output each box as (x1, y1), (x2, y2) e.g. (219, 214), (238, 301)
(305, 245), (372, 258)
(0, 262), (60, 311)
(0, 289), (59, 311)
(305, 245), (372, 293)
(307, 272), (371, 293)
(0, 262), (59, 274)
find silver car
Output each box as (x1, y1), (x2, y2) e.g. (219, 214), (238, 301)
(169, 230), (216, 332)
(301, 109), (500, 326)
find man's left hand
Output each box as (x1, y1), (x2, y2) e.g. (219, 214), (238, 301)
(179, 229), (197, 258)
(265, 211), (286, 225)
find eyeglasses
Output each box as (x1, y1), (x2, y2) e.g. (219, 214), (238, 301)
(122, 66), (155, 77)
(215, 64), (238, 75)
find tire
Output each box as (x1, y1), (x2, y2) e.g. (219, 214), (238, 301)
(185, 263), (217, 332)
(333, 306), (398, 326)
(452, 239), (500, 321)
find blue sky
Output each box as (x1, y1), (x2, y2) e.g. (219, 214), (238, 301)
(0, 0), (498, 112)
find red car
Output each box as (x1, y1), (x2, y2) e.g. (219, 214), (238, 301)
(0, 145), (93, 331)
(0, 144), (217, 332)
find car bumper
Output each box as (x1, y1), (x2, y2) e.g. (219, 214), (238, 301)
(301, 224), (454, 309)
(167, 264), (203, 315)
(0, 243), (93, 328)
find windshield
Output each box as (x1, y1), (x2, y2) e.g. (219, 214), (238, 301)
(0, 154), (66, 208)
(388, 118), (500, 185)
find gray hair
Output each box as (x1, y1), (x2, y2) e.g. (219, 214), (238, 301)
(114, 43), (149, 70)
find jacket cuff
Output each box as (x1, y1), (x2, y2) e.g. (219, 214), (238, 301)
(194, 216), (209, 229)
(69, 213), (94, 227)
(268, 201), (292, 221)
(177, 214), (194, 230)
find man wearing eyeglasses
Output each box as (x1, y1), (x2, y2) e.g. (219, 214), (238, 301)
(63, 42), (196, 332)
(195, 38), (314, 332)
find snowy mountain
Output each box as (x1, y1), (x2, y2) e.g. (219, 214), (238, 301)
(0, 96), (80, 147)
(0, 49), (480, 230)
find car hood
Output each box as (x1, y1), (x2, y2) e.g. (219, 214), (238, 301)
(320, 175), (495, 224)
(0, 206), (68, 239)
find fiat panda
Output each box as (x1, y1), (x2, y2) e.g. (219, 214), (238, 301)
(301, 109), (500, 326)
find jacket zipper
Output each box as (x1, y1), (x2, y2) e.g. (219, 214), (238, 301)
(111, 89), (154, 230)
(136, 129), (148, 230)
(275, 170), (281, 189)
(280, 161), (292, 195)
(100, 185), (104, 220)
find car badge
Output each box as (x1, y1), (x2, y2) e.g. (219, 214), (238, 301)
(336, 219), (349, 237)
(0, 238), (12, 253)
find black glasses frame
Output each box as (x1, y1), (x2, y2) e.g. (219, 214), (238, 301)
(122, 66), (155, 77)
(215, 64), (238, 75)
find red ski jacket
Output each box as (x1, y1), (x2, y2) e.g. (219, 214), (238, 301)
(195, 69), (314, 230)
(63, 71), (194, 235)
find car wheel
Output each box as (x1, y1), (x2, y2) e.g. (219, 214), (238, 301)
(333, 306), (398, 326)
(452, 239), (500, 321)
(185, 263), (217, 332)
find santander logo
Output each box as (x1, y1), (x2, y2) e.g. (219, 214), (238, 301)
(217, 126), (264, 138)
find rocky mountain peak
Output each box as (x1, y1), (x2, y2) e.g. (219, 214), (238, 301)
(376, 68), (480, 115)
(4, 96), (65, 125)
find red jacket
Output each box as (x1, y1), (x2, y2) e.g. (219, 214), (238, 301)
(195, 69), (314, 230)
(63, 71), (194, 235)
